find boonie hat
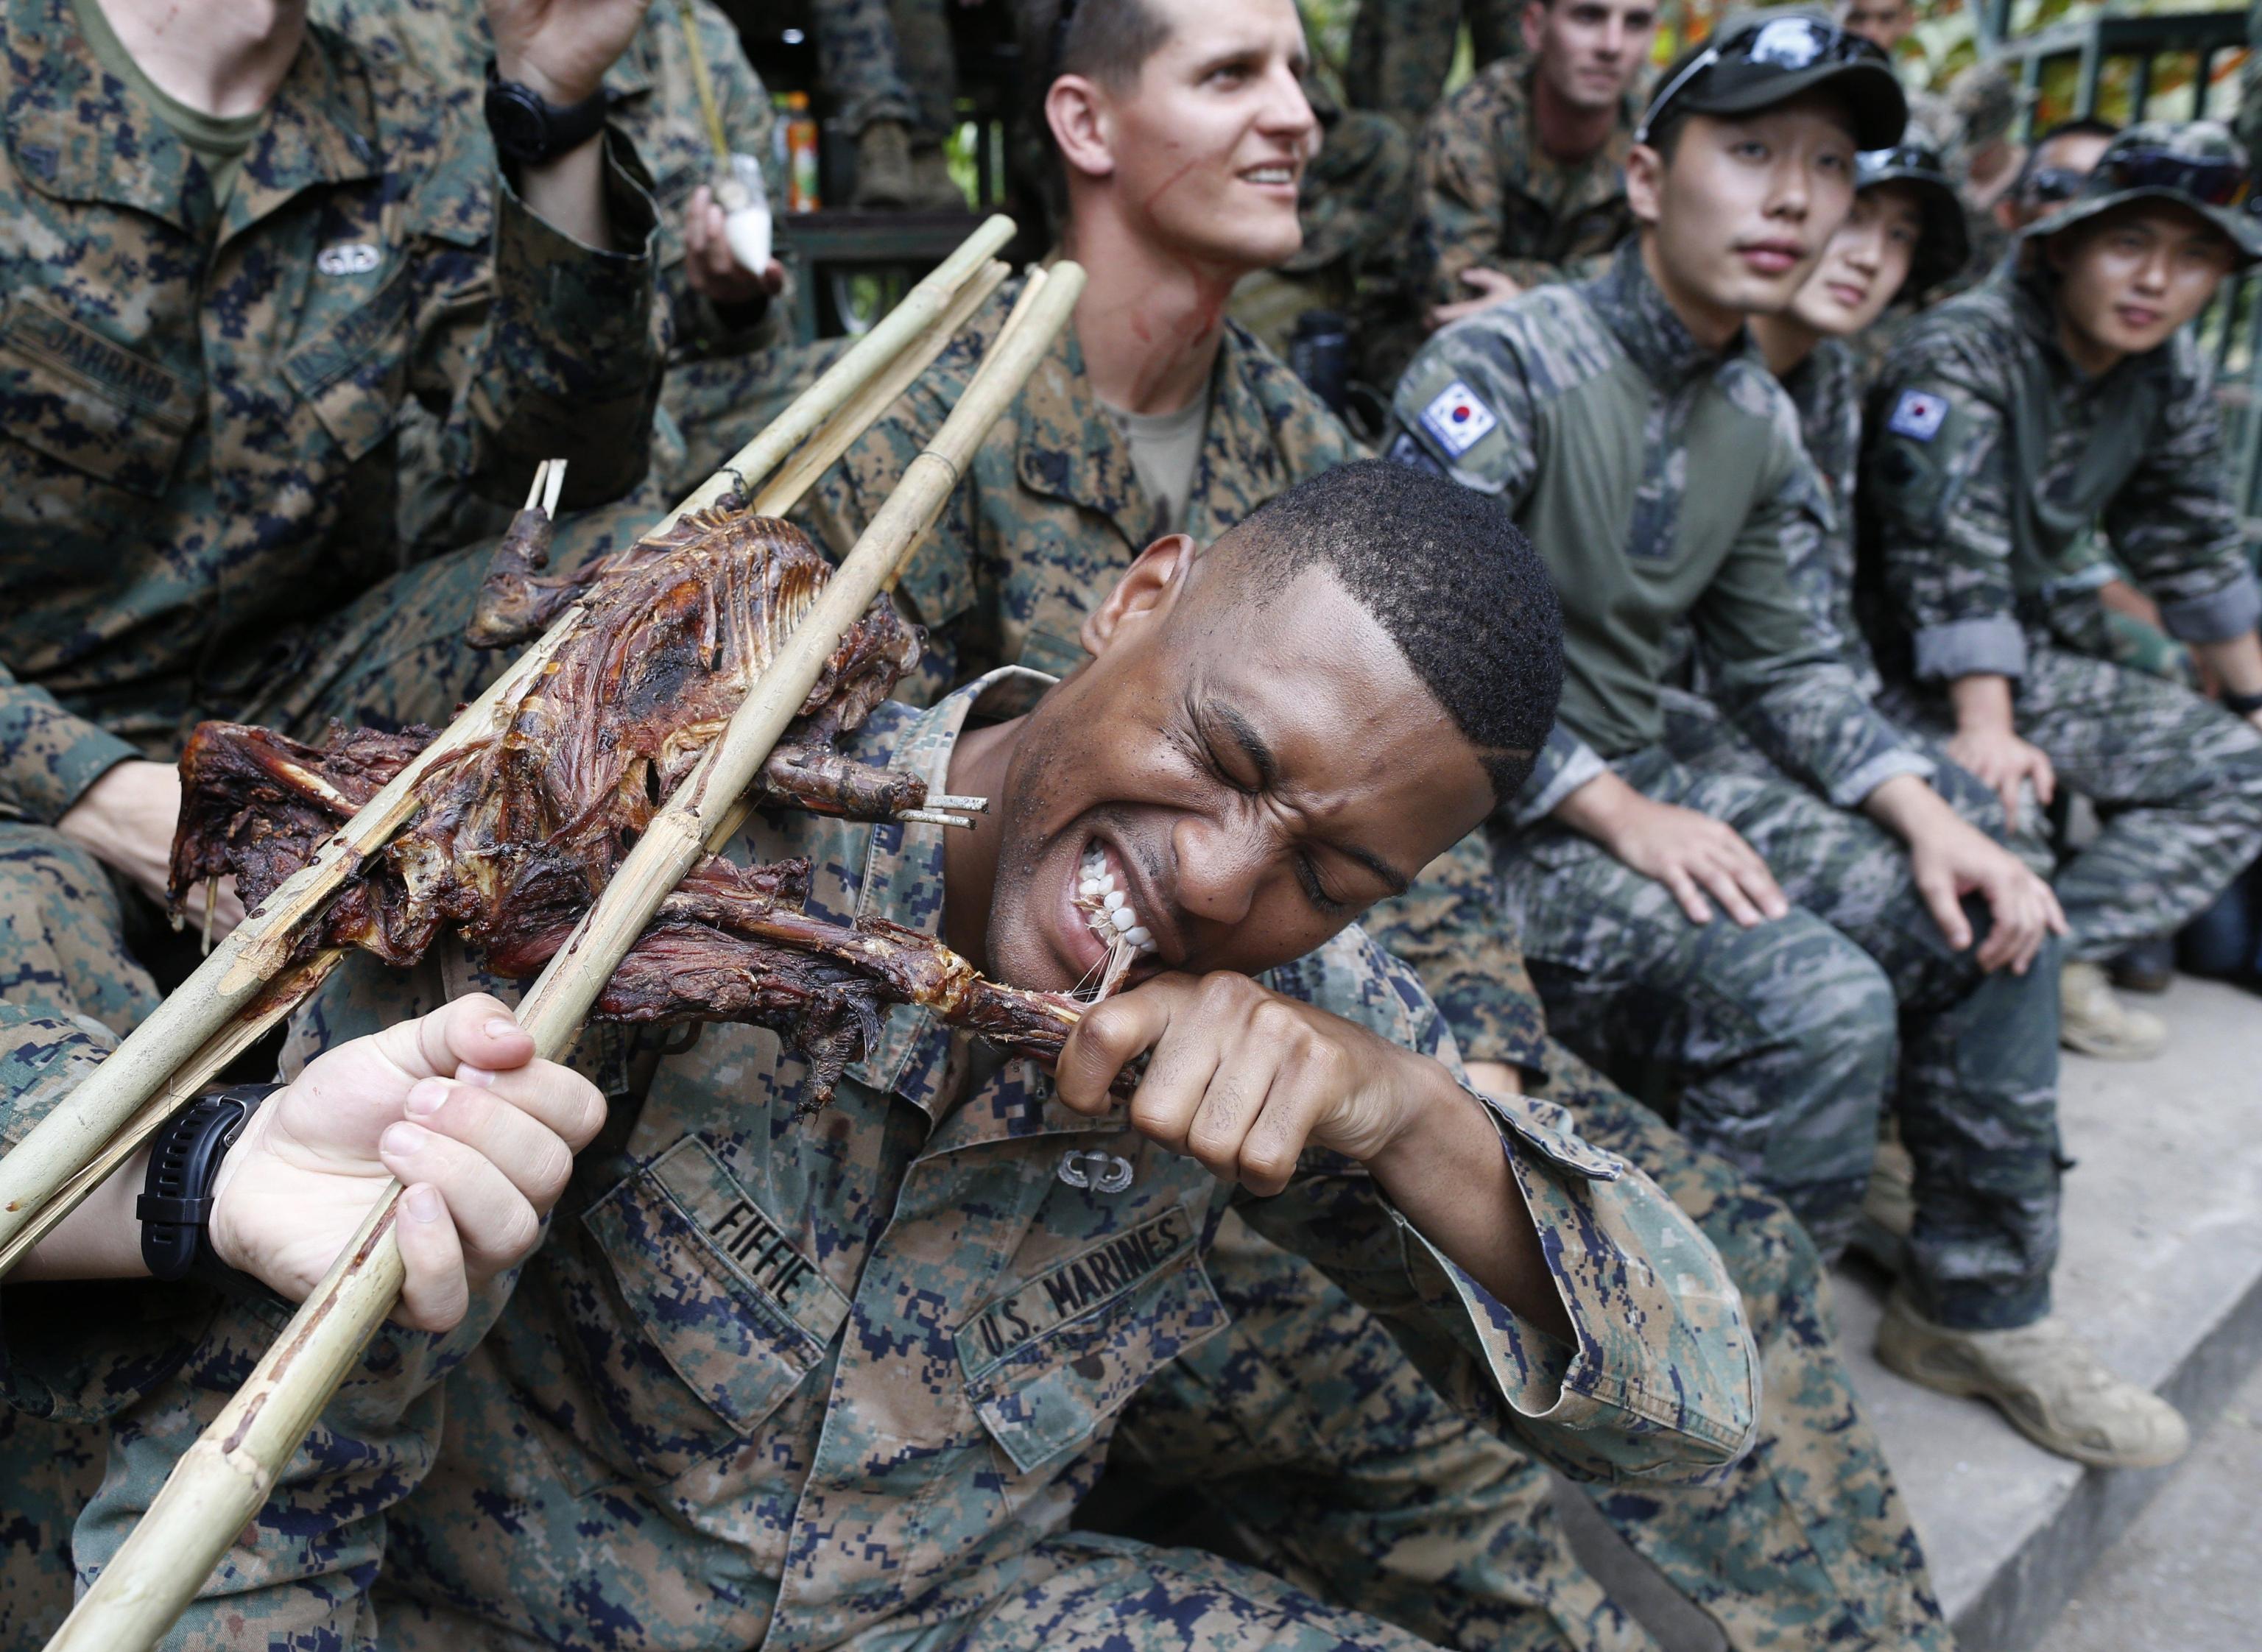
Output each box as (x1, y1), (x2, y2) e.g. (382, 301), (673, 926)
(1857, 135), (1971, 297)
(1635, 12), (1907, 152)
(2023, 121), (2262, 265)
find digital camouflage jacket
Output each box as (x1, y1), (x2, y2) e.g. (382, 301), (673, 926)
(14, 669), (1759, 1651)
(0, 0), (666, 825)
(1778, 337), (1884, 699)
(1863, 266), (2262, 684)
(1412, 56), (1636, 311)
(1389, 241), (1929, 824)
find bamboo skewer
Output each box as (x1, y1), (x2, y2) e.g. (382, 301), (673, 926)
(45, 260), (1088, 1652)
(0, 216), (1016, 1282)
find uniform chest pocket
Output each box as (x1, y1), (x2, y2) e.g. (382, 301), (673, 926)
(961, 1205), (1229, 1475)
(0, 293), (199, 495)
(280, 261), (412, 463)
(579, 1136), (846, 1485)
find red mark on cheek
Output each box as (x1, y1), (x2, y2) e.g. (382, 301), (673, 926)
(1140, 152), (1207, 216)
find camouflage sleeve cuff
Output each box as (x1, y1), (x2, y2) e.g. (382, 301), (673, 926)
(2160, 567), (2262, 645)
(490, 126), (665, 403)
(1828, 746), (1937, 811)
(1511, 725), (1606, 828)
(1394, 1092), (1758, 1484)
(0, 678), (139, 825)
(1912, 615), (2028, 681)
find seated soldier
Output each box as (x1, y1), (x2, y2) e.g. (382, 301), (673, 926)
(0, 0), (669, 1624)
(1389, 15), (2188, 1469)
(1410, 0), (1656, 334)
(1862, 123), (2262, 1059)
(12, 462), (1760, 1649)
(798, 4), (1954, 1643)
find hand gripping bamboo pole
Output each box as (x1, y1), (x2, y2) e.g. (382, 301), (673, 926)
(0, 214), (1015, 1278)
(46, 261), (1086, 1652)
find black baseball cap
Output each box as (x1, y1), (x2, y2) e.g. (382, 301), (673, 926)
(1635, 13), (1908, 152)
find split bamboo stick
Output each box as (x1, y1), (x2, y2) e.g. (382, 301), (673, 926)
(45, 260), (1087, 1652)
(0, 215), (1015, 1280)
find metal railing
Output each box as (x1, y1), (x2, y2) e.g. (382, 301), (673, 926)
(1990, 8), (2262, 532)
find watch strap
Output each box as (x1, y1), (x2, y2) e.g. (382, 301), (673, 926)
(138, 1084), (275, 1283)
(2222, 686), (2262, 717)
(483, 57), (611, 166)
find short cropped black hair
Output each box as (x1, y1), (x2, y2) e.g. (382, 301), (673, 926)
(1213, 460), (1564, 802)
(2011, 115), (2120, 199)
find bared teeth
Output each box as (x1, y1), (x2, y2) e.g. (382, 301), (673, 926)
(1077, 842), (1157, 957)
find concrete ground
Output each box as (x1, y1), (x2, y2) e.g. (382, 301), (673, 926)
(2047, 1355), (2262, 1652)
(1562, 972), (2262, 1652)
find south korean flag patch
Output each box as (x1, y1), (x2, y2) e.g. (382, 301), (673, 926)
(1886, 389), (1948, 442)
(1420, 379), (1499, 456)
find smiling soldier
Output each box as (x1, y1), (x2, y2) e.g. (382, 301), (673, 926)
(1386, 13), (2184, 1469)
(10, 461), (1760, 1649)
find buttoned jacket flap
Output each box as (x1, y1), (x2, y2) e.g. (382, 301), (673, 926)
(959, 1202), (1227, 1475)
(582, 1135), (841, 1451)
(280, 259), (412, 462)
(0, 292), (197, 493)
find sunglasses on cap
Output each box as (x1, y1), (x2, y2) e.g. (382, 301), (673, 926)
(1635, 16), (1889, 144)
(2021, 165), (2089, 206)
(1860, 141), (1949, 176)
(2096, 146), (2255, 210)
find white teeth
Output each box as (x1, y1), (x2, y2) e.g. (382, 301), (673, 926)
(1103, 890), (1125, 911)
(1126, 925), (1152, 949)
(1108, 907), (1136, 933)
(1079, 878), (1102, 897)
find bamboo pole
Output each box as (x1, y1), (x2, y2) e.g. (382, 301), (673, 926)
(45, 261), (1087, 1652)
(0, 216), (1015, 1281)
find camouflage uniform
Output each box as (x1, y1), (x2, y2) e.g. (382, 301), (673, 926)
(1346, 0), (1525, 132)
(1412, 56), (1637, 312)
(1389, 241), (2067, 1331)
(1863, 264), (2262, 961)
(316, 0), (794, 547)
(0, 10), (665, 1629)
(805, 277), (1949, 1650)
(7, 669), (1758, 1650)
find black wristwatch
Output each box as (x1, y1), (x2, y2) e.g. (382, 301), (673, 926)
(2223, 686), (2262, 718)
(483, 59), (610, 166)
(138, 1084), (276, 1283)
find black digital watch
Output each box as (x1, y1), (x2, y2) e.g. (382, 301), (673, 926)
(483, 59), (610, 167)
(137, 1084), (276, 1283)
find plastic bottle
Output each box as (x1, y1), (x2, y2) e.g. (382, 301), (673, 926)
(781, 91), (820, 211)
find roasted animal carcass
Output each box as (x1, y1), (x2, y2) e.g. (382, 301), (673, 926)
(169, 502), (1088, 1109)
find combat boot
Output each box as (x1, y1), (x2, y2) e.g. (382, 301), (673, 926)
(906, 141), (968, 211)
(1847, 1136), (1914, 1275)
(852, 120), (916, 208)
(1875, 1291), (2190, 1469)
(2059, 959), (2166, 1059)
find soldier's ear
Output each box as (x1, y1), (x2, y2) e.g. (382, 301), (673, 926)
(1082, 534), (1197, 657)
(1520, 0), (1546, 54)
(1625, 142), (1666, 227)
(1047, 74), (1118, 186)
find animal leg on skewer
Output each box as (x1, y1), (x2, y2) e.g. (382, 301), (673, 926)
(465, 461), (568, 648)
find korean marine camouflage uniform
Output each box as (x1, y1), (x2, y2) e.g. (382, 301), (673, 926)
(797, 275), (1951, 1652)
(1864, 261), (2262, 964)
(0, 0), (664, 1637)
(1389, 240), (2068, 1334)
(1655, 336), (2048, 871)
(1, 666), (1760, 1651)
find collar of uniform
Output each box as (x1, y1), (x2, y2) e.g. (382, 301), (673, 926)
(839, 666), (1063, 1126)
(1588, 238), (1745, 391)
(216, 20), (384, 244)
(7, 0), (196, 228)
(1012, 303), (1155, 546)
(1511, 58), (1638, 200)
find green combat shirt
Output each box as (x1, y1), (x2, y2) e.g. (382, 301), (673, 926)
(1863, 265), (2262, 683)
(1387, 240), (1930, 823)
(0, 0), (666, 825)
(792, 275), (1545, 1067)
(17, 670), (1759, 1650)
(1412, 57), (1637, 310)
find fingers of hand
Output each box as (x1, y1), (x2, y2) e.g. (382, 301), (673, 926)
(392, 1183), (471, 1332)
(1055, 986), (1174, 1110)
(399, 1076), (579, 1210)
(1662, 864), (1713, 924)
(417, 993), (537, 1081)
(377, 1113), (545, 1277)
(1920, 871), (1974, 951)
